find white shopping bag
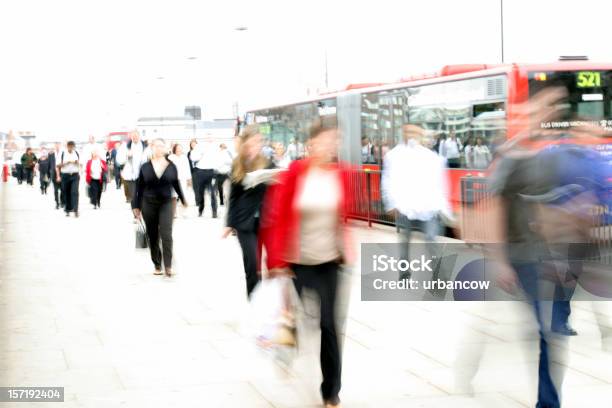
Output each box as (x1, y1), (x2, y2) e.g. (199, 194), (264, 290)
(247, 276), (301, 364)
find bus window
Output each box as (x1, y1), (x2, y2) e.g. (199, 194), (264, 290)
(408, 75), (507, 169)
(361, 89), (410, 165)
(252, 98), (336, 162)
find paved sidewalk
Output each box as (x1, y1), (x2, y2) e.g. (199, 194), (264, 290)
(1, 180), (612, 407)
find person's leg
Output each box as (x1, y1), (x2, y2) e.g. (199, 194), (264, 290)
(97, 181), (103, 207)
(92, 181), (101, 207)
(315, 262), (342, 403)
(192, 170), (201, 208)
(204, 171), (217, 216)
(89, 183), (96, 206)
(60, 174), (69, 212)
(513, 263), (562, 408)
(122, 178), (130, 202)
(216, 174), (226, 206)
(196, 170), (205, 215)
(158, 199), (174, 272)
(53, 180), (61, 208)
(16, 165), (23, 184)
(71, 174), (80, 214)
(398, 215), (414, 280)
(39, 176), (45, 194)
(61, 174), (71, 213)
(236, 230), (260, 297)
(142, 200), (162, 271)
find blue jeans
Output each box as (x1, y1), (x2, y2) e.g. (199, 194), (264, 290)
(397, 215), (439, 278)
(512, 262), (562, 408)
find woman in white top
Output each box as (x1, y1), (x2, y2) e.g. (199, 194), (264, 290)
(168, 143), (192, 217)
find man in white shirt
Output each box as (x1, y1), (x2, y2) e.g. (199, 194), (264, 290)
(57, 141), (81, 217)
(439, 131), (463, 168)
(382, 124), (451, 280)
(116, 131), (150, 203)
(215, 143), (233, 206)
(190, 137), (220, 217)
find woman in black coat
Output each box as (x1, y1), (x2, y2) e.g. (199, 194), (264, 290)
(221, 125), (279, 297)
(132, 138), (187, 277)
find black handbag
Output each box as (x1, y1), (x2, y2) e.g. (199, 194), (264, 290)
(135, 218), (148, 249)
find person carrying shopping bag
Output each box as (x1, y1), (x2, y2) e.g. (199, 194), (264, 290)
(261, 120), (354, 408)
(132, 138), (187, 277)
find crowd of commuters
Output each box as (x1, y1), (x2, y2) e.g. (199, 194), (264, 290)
(5, 94), (609, 408)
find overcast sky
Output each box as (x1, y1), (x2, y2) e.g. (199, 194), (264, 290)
(1, 0), (611, 140)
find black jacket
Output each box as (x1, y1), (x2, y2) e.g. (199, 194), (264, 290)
(131, 160), (186, 209)
(38, 158), (51, 178)
(226, 163), (274, 232)
(48, 152), (58, 179)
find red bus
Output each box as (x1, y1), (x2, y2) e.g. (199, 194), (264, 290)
(105, 132), (129, 151)
(245, 60), (612, 226)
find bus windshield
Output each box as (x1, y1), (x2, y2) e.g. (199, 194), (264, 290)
(528, 70), (612, 132)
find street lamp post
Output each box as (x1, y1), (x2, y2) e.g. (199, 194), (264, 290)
(500, 0), (505, 63)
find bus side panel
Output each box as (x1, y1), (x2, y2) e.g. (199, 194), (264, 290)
(336, 93), (362, 164)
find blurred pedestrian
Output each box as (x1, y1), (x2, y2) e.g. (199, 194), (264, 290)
(132, 138), (187, 277)
(85, 150), (107, 209)
(116, 131), (149, 203)
(382, 124), (450, 280)
(187, 139), (200, 207)
(222, 125), (276, 296)
(21, 147), (37, 186)
(168, 143), (192, 218)
(13, 149), (24, 184)
(191, 138), (219, 218)
(440, 130), (462, 168)
(37, 149), (51, 195)
(472, 137), (492, 169)
(110, 142), (122, 189)
(215, 143), (233, 206)
(263, 121), (353, 408)
(49, 142), (64, 209)
(58, 141), (81, 217)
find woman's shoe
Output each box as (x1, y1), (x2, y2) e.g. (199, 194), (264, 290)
(165, 269), (173, 277)
(153, 269), (163, 275)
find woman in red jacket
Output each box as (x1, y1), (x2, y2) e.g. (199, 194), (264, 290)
(85, 150), (108, 209)
(262, 120), (353, 408)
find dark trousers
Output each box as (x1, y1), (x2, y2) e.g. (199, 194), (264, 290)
(195, 169), (217, 215)
(53, 179), (63, 207)
(236, 228), (261, 297)
(291, 261), (342, 402)
(16, 165), (23, 184)
(89, 180), (102, 207)
(61, 173), (79, 213)
(124, 180), (136, 203)
(447, 158), (461, 168)
(215, 173), (228, 206)
(142, 198), (174, 270)
(114, 167), (122, 189)
(39, 176), (49, 194)
(513, 262), (562, 408)
(191, 170), (200, 206)
(24, 168), (34, 185)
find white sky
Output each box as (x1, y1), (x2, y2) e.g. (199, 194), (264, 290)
(1, 0), (611, 141)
